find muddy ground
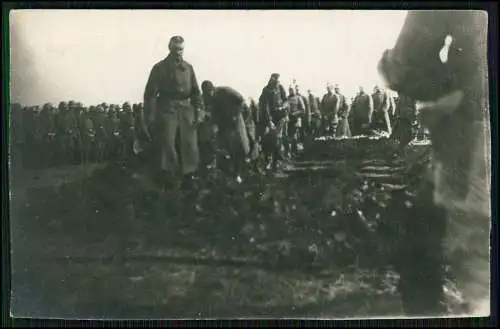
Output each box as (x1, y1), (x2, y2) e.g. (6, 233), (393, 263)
(9, 138), (464, 319)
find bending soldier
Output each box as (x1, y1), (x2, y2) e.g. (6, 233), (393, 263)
(201, 80), (252, 182)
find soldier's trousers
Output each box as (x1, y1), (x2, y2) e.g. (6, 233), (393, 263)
(390, 118), (413, 147)
(157, 100), (199, 175)
(322, 115), (338, 136)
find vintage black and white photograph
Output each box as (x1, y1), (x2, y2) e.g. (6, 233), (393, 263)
(8, 9), (491, 319)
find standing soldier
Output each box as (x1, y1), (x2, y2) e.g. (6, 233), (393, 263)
(350, 86), (374, 136)
(78, 105), (96, 164)
(67, 101), (81, 164)
(378, 10), (490, 315)
(320, 83), (341, 136)
(119, 102), (136, 161)
(54, 102), (67, 165)
(390, 95), (417, 148)
(334, 85), (351, 138)
(10, 103), (23, 149)
(92, 105), (109, 162)
(295, 84), (310, 142)
(258, 73), (288, 172)
(38, 103), (58, 167)
(143, 35), (204, 190)
(106, 105), (122, 162)
(287, 86), (306, 158)
(31, 106), (43, 168)
(307, 90), (322, 138)
(371, 85), (393, 135)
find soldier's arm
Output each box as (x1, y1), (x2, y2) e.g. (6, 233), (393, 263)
(143, 64), (161, 121)
(334, 95), (341, 115)
(320, 95), (326, 114)
(259, 91), (271, 126)
(189, 66), (203, 111)
(279, 85), (287, 102)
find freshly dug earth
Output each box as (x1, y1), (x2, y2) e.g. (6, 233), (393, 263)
(12, 136), (464, 319)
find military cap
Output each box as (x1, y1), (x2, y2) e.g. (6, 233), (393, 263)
(271, 73), (280, 79)
(169, 35), (185, 46)
(42, 103), (53, 111)
(68, 100), (76, 107)
(201, 80), (215, 93)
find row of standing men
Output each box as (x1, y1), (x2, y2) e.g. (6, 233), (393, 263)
(10, 83), (420, 172)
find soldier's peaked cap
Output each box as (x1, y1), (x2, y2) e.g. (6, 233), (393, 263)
(170, 35), (184, 44)
(271, 73), (280, 79)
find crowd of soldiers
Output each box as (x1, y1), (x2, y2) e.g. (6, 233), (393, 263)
(10, 101), (144, 169)
(10, 82), (424, 171)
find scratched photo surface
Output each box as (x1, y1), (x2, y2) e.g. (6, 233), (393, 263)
(9, 9), (491, 319)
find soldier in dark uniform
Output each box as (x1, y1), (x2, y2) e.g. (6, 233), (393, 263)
(143, 35), (204, 189)
(307, 90), (322, 138)
(38, 103), (58, 167)
(201, 80), (252, 181)
(66, 100), (82, 164)
(10, 102), (23, 149)
(390, 95), (417, 148)
(378, 10), (490, 315)
(78, 105), (96, 164)
(320, 83), (341, 136)
(90, 105), (109, 162)
(106, 105), (122, 162)
(350, 86), (374, 136)
(294, 84), (310, 142)
(287, 86), (306, 158)
(258, 73), (288, 172)
(371, 85), (393, 134)
(30, 106), (43, 168)
(334, 85), (351, 138)
(119, 102), (136, 161)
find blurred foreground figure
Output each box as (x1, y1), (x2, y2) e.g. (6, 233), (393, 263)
(143, 36), (203, 189)
(379, 10), (490, 316)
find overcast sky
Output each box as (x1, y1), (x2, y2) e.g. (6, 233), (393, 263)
(10, 10), (407, 106)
